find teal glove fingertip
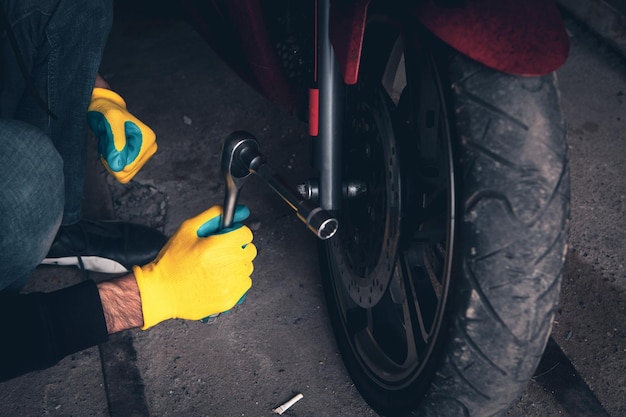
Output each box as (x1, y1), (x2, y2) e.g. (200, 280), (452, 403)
(197, 205), (250, 237)
(87, 112), (118, 167)
(123, 121), (143, 164)
(88, 112), (144, 172)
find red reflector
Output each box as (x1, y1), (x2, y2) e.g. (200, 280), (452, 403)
(309, 88), (319, 137)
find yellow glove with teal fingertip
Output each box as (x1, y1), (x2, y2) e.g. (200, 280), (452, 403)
(133, 205), (256, 330)
(87, 87), (157, 184)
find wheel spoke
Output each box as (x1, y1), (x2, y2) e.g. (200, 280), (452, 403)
(351, 245), (447, 372)
(400, 249), (440, 344)
(382, 38), (407, 106)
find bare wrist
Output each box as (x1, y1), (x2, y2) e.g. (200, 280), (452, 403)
(95, 73), (111, 89)
(97, 273), (144, 333)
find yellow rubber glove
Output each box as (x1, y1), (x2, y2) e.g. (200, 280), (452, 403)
(87, 87), (157, 184)
(133, 205), (256, 329)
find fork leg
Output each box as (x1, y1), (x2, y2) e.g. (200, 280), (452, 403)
(316, 0), (343, 211)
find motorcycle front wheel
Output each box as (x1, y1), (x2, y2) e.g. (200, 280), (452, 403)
(319, 20), (569, 417)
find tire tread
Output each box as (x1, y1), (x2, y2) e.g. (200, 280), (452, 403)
(414, 54), (570, 416)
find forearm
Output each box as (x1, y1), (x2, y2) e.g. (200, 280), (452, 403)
(97, 273), (144, 333)
(0, 275), (144, 382)
(0, 281), (109, 381)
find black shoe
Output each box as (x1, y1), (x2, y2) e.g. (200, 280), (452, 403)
(42, 220), (168, 273)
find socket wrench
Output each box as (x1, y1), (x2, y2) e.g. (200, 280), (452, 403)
(220, 131), (338, 239)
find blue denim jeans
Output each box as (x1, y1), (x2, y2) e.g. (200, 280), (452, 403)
(1, 0), (113, 224)
(0, 0), (113, 291)
(0, 120), (64, 291)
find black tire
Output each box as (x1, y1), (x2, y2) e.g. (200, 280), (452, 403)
(319, 19), (569, 417)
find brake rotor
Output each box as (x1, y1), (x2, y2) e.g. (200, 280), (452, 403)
(336, 87), (401, 308)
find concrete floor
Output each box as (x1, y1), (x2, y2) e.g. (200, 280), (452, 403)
(1, 7), (625, 417)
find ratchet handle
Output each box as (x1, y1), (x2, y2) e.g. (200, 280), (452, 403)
(220, 178), (243, 230)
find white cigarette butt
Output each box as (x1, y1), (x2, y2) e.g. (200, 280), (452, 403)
(272, 393), (304, 415)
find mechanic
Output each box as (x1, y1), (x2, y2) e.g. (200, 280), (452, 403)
(0, 0), (256, 381)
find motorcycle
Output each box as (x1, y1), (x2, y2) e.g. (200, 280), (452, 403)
(179, 0), (571, 415)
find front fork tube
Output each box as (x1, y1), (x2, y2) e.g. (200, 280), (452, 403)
(315, 0), (343, 211)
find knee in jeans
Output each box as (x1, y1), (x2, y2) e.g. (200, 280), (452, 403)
(0, 120), (64, 212)
(0, 120), (64, 290)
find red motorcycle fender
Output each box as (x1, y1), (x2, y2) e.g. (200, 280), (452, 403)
(329, 0), (371, 85)
(414, 0), (570, 76)
(330, 0), (569, 83)
(310, 0), (369, 135)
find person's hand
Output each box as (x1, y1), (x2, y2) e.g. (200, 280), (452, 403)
(87, 87), (157, 184)
(132, 205), (256, 329)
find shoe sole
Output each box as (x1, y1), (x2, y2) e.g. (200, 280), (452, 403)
(41, 256), (129, 274)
